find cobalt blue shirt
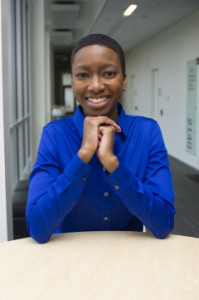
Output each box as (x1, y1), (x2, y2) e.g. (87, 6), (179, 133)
(26, 104), (175, 243)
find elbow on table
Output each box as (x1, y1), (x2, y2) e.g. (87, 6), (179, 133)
(32, 233), (50, 244)
(26, 219), (51, 244)
(153, 230), (170, 239)
(29, 229), (50, 244)
(151, 204), (175, 239)
(152, 220), (174, 239)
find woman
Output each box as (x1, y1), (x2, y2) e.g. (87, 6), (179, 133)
(26, 34), (175, 243)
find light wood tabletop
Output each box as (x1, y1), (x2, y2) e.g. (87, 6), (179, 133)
(0, 231), (199, 300)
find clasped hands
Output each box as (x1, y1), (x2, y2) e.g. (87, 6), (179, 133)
(78, 116), (121, 173)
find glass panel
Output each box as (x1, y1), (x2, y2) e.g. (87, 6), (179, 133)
(18, 123), (24, 179)
(10, 129), (19, 189)
(10, 0), (31, 182)
(25, 0), (30, 114)
(10, 0), (17, 124)
(24, 119), (29, 166)
(28, 118), (30, 157)
(23, 121), (26, 168)
(15, 0), (23, 119)
(22, 0), (27, 116)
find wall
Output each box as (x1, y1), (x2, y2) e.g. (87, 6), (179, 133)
(124, 9), (199, 170)
(0, 0), (13, 242)
(29, 0), (49, 164)
(45, 28), (51, 123)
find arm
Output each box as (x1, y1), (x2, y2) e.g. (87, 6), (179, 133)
(26, 117), (120, 244)
(26, 126), (92, 243)
(97, 121), (175, 238)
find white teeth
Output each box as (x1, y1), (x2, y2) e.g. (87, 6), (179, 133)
(87, 97), (106, 103)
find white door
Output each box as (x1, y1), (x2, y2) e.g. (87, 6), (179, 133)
(130, 75), (138, 114)
(151, 69), (163, 124)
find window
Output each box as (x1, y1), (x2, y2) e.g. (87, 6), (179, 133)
(10, 0), (31, 189)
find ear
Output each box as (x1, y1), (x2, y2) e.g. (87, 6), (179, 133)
(122, 75), (127, 91)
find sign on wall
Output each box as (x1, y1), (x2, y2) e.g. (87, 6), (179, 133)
(186, 60), (197, 155)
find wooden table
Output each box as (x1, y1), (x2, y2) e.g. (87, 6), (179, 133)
(0, 231), (199, 299)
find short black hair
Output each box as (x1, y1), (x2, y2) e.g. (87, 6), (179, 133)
(71, 33), (126, 75)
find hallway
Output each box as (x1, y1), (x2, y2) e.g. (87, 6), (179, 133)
(170, 156), (199, 238)
(1, 0), (199, 242)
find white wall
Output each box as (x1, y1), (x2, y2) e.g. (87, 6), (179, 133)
(45, 28), (51, 124)
(0, 0), (13, 242)
(29, 0), (49, 164)
(124, 9), (199, 170)
(50, 43), (54, 107)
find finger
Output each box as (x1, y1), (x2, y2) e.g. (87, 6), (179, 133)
(98, 125), (116, 135)
(96, 116), (121, 132)
(98, 133), (103, 141)
(85, 116), (121, 133)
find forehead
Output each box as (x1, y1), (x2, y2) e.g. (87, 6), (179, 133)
(72, 45), (121, 68)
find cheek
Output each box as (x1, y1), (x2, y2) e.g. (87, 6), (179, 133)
(72, 81), (84, 96)
(114, 81), (125, 93)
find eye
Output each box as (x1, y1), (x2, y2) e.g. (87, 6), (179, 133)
(103, 71), (117, 78)
(75, 72), (89, 79)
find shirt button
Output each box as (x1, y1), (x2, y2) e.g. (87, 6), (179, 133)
(103, 216), (109, 221)
(82, 177), (87, 182)
(104, 192), (109, 197)
(114, 184), (119, 190)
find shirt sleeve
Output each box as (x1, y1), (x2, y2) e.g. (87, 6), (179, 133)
(26, 125), (92, 243)
(106, 121), (175, 239)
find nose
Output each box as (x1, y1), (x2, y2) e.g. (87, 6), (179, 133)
(88, 75), (105, 93)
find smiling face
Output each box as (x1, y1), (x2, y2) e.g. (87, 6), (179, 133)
(71, 45), (127, 121)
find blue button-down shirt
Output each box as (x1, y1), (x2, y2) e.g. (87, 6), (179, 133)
(26, 104), (175, 243)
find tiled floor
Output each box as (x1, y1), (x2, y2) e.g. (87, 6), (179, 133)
(169, 156), (199, 238)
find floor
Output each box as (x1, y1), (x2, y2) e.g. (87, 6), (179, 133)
(169, 156), (199, 238)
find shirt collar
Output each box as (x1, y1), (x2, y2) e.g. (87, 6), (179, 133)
(116, 103), (130, 137)
(73, 103), (130, 138)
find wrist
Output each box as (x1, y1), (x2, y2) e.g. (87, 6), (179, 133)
(102, 155), (119, 174)
(78, 148), (93, 164)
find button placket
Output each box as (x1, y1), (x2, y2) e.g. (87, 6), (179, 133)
(102, 191), (110, 224)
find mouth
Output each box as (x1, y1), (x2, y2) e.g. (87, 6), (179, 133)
(86, 96), (110, 104)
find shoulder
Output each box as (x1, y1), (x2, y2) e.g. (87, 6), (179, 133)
(39, 116), (77, 145)
(43, 116), (74, 133)
(123, 114), (163, 145)
(126, 114), (158, 130)
(125, 115), (166, 153)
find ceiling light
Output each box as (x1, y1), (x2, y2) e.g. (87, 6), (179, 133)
(123, 4), (137, 17)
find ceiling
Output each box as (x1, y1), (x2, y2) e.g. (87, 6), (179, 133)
(45, 0), (199, 55)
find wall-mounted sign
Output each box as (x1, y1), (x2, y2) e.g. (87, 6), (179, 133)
(186, 60), (197, 155)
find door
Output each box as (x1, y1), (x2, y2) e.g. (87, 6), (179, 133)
(130, 75), (138, 114)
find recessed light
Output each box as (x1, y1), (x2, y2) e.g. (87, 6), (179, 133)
(123, 4), (138, 17)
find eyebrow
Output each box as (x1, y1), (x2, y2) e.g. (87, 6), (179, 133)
(74, 63), (118, 70)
